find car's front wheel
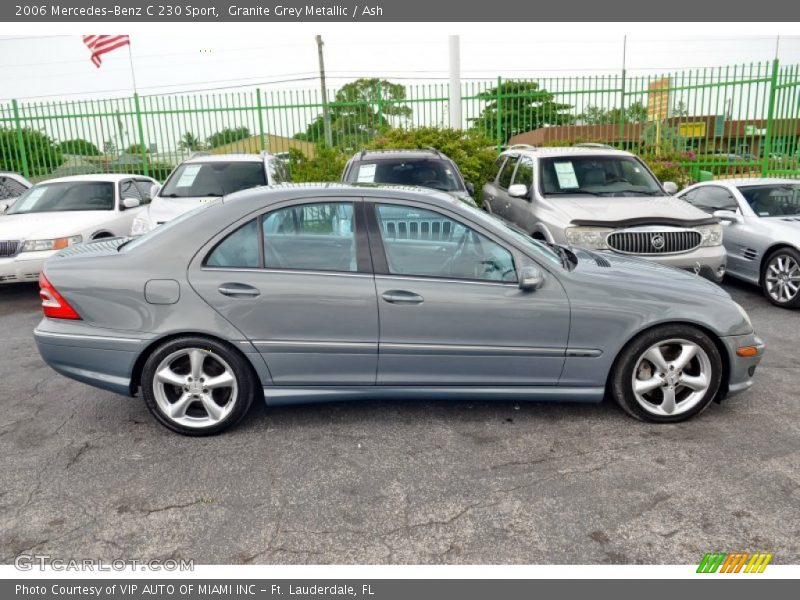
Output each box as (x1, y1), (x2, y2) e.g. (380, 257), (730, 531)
(141, 336), (256, 435)
(610, 325), (723, 423)
(761, 247), (800, 309)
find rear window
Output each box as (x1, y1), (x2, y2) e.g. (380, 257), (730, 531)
(160, 161), (266, 198)
(344, 157), (465, 192)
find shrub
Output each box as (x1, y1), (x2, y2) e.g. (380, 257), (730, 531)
(0, 127), (62, 177)
(640, 152), (693, 189)
(286, 145), (349, 183)
(59, 138), (100, 156)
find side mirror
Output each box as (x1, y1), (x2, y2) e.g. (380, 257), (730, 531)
(662, 181), (678, 194)
(122, 197), (141, 210)
(508, 184), (529, 199)
(518, 265), (544, 291)
(714, 209), (743, 225)
(465, 182), (475, 197)
(149, 183), (161, 199)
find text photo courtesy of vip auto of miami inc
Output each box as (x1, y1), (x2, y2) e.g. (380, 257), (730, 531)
(0, 3), (799, 592)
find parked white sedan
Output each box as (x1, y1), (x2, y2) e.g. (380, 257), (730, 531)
(0, 174), (158, 284)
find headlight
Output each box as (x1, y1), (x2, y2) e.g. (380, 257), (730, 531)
(130, 216), (152, 236)
(564, 226), (613, 250)
(697, 223), (723, 247)
(20, 235), (82, 252)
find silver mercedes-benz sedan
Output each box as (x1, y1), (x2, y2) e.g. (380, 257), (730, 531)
(679, 178), (800, 308)
(34, 184), (763, 435)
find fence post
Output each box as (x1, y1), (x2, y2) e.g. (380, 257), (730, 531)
(761, 58), (780, 177)
(256, 88), (266, 153)
(376, 80), (383, 134)
(496, 76), (502, 153)
(11, 99), (30, 178)
(133, 93), (149, 176)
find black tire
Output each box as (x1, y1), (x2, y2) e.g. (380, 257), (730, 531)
(141, 336), (257, 436)
(760, 247), (800, 309)
(609, 324), (723, 423)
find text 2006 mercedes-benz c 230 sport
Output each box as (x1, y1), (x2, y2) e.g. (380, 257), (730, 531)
(34, 184), (765, 435)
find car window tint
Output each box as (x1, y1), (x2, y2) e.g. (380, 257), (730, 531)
(0, 177), (27, 200)
(497, 156), (518, 189)
(206, 219), (260, 268)
(686, 186), (737, 213)
(512, 157), (533, 189)
(134, 179), (155, 204)
(487, 156), (506, 182)
(262, 202), (356, 272)
(376, 204), (516, 282)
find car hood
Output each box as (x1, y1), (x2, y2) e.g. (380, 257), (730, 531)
(572, 248), (731, 298)
(0, 211), (115, 240)
(552, 195), (715, 227)
(147, 196), (219, 224)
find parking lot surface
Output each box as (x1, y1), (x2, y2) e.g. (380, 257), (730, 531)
(0, 278), (798, 565)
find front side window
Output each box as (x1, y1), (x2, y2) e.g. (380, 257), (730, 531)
(344, 158), (465, 192)
(0, 176), (27, 200)
(134, 179), (155, 204)
(160, 161), (266, 198)
(8, 181), (115, 214)
(683, 186), (738, 214)
(262, 202), (357, 272)
(739, 184), (800, 217)
(487, 156), (506, 182)
(512, 157), (534, 189)
(497, 156), (519, 189)
(375, 204), (516, 282)
(539, 156), (665, 197)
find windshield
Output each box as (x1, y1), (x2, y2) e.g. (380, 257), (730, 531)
(739, 184), (800, 217)
(160, 161), (266, 198)
(8, 181), (115, 214)
(345, 158), (465, 192)
(539, 156), (665, 197)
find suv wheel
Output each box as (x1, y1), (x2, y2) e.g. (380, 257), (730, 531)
(610, 325), (723, 423)
(761, 247), (800, 308)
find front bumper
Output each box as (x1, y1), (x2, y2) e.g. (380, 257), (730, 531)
(0, 251), (56, 284)
(610, 244), (727, 283)
(719, 332), (765, 399)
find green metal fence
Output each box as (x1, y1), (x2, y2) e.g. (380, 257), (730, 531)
(1, 61), (799, 183)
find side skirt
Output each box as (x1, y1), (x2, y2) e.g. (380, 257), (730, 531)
(263, 386), (605, 406)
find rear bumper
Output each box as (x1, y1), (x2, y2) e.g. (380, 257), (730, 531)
(719, 332), (765, 398)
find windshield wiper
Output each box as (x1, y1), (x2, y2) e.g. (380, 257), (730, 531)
(542, 242), (576, 269)
(160, 193), (182, 198)
(545, 190), (605, 196)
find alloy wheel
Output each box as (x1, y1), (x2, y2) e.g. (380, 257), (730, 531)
(764, 254), (800, 304)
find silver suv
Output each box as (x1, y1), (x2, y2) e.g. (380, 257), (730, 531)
(483, 146), (727, 282)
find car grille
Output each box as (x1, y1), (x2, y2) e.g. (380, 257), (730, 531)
(0, 240), (20, 258)
(382, 219), (455, 241)
(606, 230), (702, 255)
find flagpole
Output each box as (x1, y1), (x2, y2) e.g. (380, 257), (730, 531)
(127, 40), (138, 95)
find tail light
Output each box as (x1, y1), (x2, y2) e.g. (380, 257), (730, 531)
(39, 272), (81, 320)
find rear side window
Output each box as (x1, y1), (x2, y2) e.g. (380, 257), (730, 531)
(205, 219), (260, 268)
(498, 156), (519, 189)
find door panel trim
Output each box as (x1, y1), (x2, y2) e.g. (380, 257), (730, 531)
(380, 342), (564, 357)
(252, 340), (377, 354)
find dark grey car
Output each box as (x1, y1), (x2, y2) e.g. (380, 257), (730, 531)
(34, 184), (763, 435)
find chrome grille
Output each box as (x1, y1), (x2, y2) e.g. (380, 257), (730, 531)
(0, 240), (20, 258)
(606, 230), (702, 255)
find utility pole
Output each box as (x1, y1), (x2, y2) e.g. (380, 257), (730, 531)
(315, 35), (333, 147)
(448, 35), (462, 129)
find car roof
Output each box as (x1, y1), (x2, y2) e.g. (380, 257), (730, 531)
(503, 146), (636, 159)
(36, 174), (149, 184)
(182, 153), (268, 164)
(350, 149), (449, 161)
(693, 178), (800, 188)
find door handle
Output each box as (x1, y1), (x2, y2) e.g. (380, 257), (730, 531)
(218, 283), (260, 298)
(381, 290), (424, 305)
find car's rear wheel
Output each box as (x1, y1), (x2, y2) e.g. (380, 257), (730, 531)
(610, 325), (723, 423)
(141, 336), (256, 435)
(761, 247), (800, 309)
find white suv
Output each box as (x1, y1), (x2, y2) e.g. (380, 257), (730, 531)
(483, 145), (727, 282)
(131, 153), (289, 235)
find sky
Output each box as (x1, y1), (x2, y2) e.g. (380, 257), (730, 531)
(1, 27), (800, 102)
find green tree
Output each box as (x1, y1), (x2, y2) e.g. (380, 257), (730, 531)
(178, 131), (205, 151)
(206, 126), (251, 149)
(0, 128), (62, 177)
(580, 100), (648, 125)
(286, 145), (349, 182)
(125, 143), (148, 155)
(295, 78), (412, 149)
(59, 138), (100, 156)
(103, 139), (117, 155)
(470, 80), (573, 145)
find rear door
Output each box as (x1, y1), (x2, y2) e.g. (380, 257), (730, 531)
(188, 198), (379, 385)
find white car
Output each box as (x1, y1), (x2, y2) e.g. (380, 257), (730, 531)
(0, 171), (33, 213)
(130, 153), (289, 235)
(0, 174), (158, 284)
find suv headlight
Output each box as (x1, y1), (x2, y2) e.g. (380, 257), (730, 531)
(130, 215), (152, 236)
(697, 223), (723, 247)
(565, 227), (613, 250)
(20, 235), (82, 252)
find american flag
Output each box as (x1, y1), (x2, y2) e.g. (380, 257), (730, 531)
(82, 35), (130, 68)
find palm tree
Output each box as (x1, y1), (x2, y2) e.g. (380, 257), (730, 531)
(178, 132), (204, 151)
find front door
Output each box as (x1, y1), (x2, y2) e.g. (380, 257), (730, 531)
(367, 200), (570, 386)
